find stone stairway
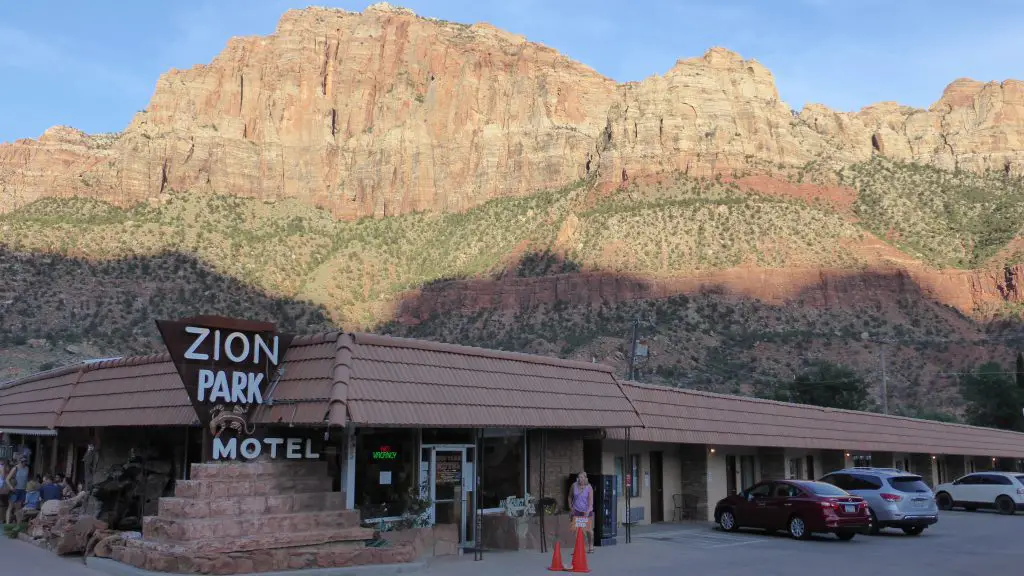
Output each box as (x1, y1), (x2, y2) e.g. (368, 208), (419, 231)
(106, 461), (417, 574)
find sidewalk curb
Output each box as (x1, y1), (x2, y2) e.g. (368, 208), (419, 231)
(85, 557), (428, 576)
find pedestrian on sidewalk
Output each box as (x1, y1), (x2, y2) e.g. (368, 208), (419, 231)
(570, 471), (595, 553)
(5, 458), (29, 524)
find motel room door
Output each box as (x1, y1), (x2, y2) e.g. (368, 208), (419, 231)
(422, 445), (475, 546)
(649, 451), (664, 522)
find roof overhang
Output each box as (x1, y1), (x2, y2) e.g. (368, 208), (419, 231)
(0, 428), (57, 437)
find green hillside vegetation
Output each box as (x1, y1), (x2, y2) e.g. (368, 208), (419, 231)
(842, 157), (1024, 268)
(3, 160), (1022, 328)
(2, 159), (1023, 414)
(0, 175), (877, 328)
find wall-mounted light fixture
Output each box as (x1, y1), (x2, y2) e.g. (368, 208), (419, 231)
(844, 452), (850, 457)
(932, 456), (936, 460)
(709, 448), (716, 454)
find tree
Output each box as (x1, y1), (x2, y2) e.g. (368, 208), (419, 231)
(777, 361), (872, 411)
(959, 362), (1024, 431)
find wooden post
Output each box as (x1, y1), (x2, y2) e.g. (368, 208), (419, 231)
(49, 436), (58, 473)
(201, 428), (212, 463)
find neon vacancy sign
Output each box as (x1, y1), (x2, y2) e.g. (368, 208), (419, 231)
(372, 445), (398, 460)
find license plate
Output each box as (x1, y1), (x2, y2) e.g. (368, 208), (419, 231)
(843, 505), (856, 513)
(914, 500), (927, 509)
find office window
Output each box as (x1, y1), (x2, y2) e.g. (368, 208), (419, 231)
(479, 434), (525, 509)
(788, 458), (803, 479)
(740, 456), (756, 489)
(629, 454), (641, 498)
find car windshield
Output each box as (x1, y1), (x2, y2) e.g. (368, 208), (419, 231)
(888, 476), (930, 493)
(805, 482), (849, 496)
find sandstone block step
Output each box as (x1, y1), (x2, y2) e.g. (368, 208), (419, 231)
(190, 461), (328, 480)
(114, 537), (415, 575)
(143, 509), (363, 543)
(158, 491), (345, 519)
(173, 475), (331, 499)
(129, 526), (376, 555)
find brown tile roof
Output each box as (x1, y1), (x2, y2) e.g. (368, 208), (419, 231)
(611, 381), (1024, 459)
(0, 365), (84, 429)
(57, 354), (192, 427)
(0, 333), (344, 429)
(252, 332), (341, 427)
(341, 333), (643, 428)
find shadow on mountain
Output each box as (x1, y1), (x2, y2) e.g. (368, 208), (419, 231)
(0, 247), (335, 361)
(375, 252), (1024, 419)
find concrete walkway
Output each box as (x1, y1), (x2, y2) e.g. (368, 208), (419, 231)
(0, 536), (106, 576)
(420, 522), (714, 576)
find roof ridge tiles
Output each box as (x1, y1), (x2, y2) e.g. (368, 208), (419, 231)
(622, 380), (1024, 438)
(351, 332), (615, 373)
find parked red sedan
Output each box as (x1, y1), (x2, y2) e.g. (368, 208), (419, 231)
(713, 480), (871, 540)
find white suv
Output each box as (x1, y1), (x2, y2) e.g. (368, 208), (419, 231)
(934, 472), (1024, 515)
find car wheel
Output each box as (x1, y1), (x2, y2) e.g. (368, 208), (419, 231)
(836, 531), (856, 541)
(788, 515), (809, 540)
(902, 526), (924, 536)
(996, 496), (1016, 515)
(719, 509), (739, 532)
(867, 508), (881, 535)
(935, 492), (953, 511)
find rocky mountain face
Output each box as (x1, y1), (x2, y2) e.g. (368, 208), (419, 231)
(2, 3), (1023, 219)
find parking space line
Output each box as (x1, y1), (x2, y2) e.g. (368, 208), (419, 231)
(704, 539), (768, 548)
(635, 528), (769, 549)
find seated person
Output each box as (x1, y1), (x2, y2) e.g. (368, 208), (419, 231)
(17, 480), (41, 523)
(40, 475), (62, 502)
(60, 476), (75, 500)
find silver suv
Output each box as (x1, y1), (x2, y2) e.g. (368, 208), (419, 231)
(819, 468), (938, 535)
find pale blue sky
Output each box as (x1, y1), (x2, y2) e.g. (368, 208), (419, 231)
(2, 1), (1022, 143)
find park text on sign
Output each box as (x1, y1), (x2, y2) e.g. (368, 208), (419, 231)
(156, 316), (317, 461)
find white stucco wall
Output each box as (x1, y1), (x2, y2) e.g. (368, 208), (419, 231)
(601, 441), (682, 526)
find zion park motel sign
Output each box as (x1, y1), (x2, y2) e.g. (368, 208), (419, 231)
(156, 316), (320, 461)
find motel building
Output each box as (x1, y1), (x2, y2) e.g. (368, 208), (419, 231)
(1, 318), (1024, 574)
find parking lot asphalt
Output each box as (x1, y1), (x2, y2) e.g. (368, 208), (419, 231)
(422, 510), (1024, 576)
(4, 510), (1019, 575)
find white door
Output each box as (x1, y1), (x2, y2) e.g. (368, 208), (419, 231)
(423, 445), (475, 546)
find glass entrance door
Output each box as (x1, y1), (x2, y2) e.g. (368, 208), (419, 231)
(423, 445), (475, 545)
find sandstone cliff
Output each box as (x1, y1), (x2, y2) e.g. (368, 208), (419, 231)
(1, 3), (1022, 218)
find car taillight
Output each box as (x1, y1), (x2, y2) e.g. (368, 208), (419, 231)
(880, 493), (903, 502)
(820, 501), (835, 509)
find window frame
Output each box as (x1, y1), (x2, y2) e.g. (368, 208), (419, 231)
(746, 482), (773, 499)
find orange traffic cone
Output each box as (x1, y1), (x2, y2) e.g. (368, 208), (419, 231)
(569, 527), (590, 573)
(547, 540), (567, 571)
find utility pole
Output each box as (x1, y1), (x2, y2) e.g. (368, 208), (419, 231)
(627, 318), (639, 381)
(880, 345), (888, 414)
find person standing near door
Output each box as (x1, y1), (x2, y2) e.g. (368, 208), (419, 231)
(570, 471), (595, 553)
